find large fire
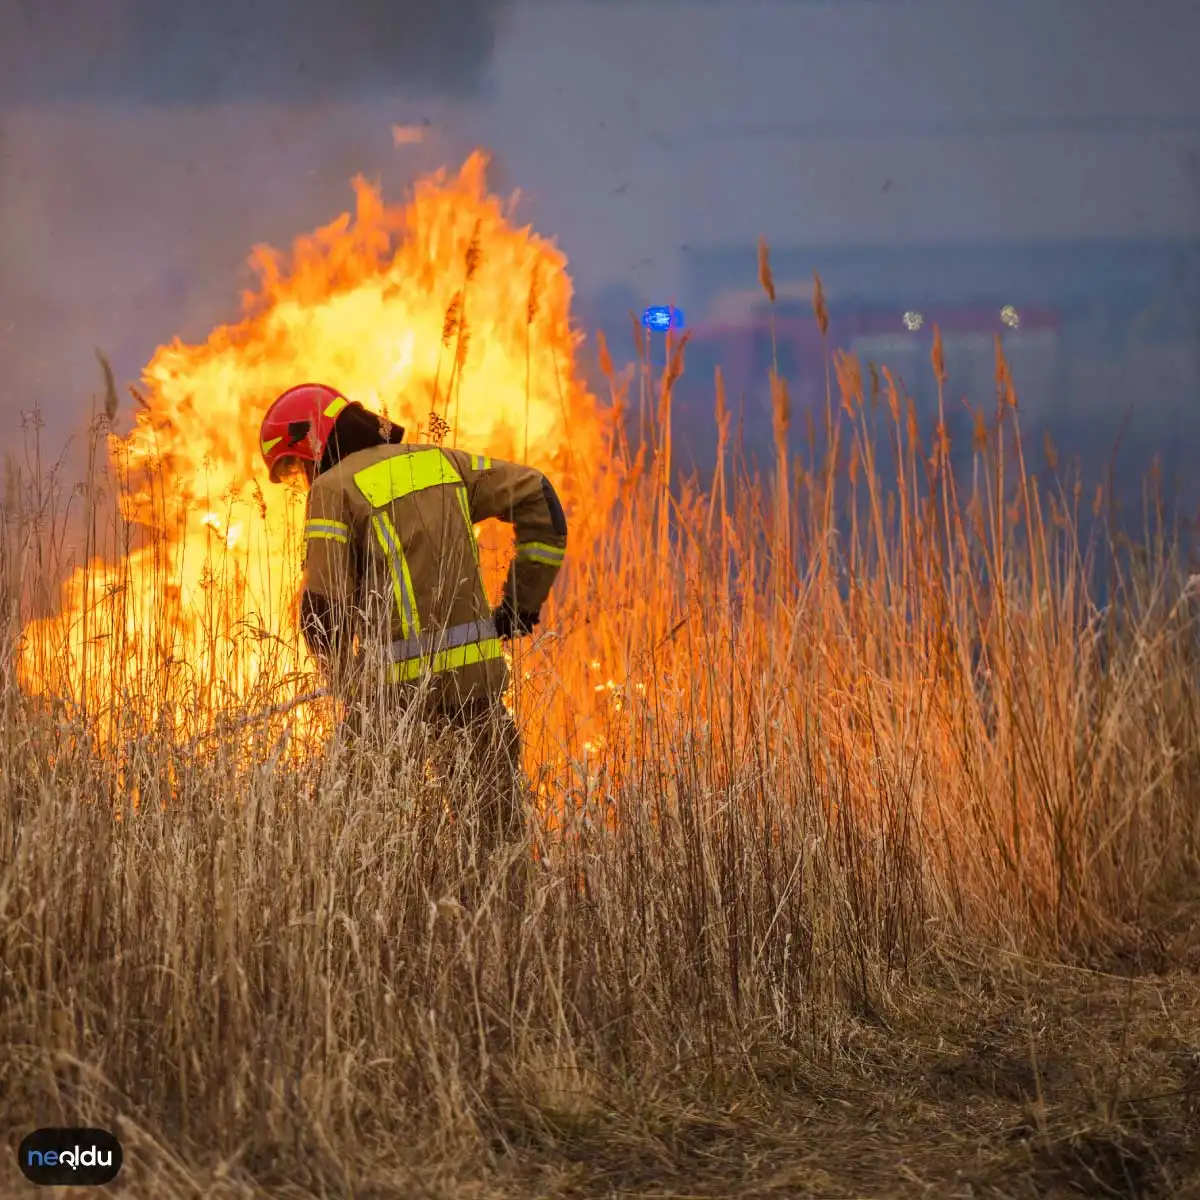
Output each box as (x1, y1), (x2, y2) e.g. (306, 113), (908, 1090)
(18, 151), (613, 746)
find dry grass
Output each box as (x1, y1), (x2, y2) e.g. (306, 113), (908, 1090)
(2, 273), (1199, 1197)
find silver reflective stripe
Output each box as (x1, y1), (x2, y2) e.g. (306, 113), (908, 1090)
(388, 618), (499, 663)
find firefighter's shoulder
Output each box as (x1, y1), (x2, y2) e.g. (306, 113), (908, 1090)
(313, 444), (405, 505)
(306, 462), (349, 513)
(315, 443), (460, 515)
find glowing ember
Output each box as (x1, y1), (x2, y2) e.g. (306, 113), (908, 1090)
(19, 151), (610, 743)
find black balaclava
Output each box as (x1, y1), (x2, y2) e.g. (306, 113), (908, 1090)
(316, 404), (406, 476)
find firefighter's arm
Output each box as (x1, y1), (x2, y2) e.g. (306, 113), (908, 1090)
(443, 449), (567, 629)
(299, 480), (356, 667)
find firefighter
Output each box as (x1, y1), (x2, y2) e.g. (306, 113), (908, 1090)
(258, 382), (568, 850)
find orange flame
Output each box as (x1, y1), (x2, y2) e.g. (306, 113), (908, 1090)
(19, 151), (610, 743)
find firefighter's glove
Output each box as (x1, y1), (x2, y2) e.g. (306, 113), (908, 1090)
(492, 604), (540, 641)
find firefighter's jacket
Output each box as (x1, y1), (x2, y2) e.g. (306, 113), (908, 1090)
(300, 442), (567, 703)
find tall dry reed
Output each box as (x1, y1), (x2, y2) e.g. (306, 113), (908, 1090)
(1, 289), (1198, 1192)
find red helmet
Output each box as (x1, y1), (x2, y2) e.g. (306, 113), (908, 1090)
(259, 383), (352, 483)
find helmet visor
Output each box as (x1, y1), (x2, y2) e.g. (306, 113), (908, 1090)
(269, 455), (314, 485)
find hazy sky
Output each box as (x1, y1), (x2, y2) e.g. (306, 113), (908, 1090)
(486, 0), (1200, 291)
(0, 0), (512, 104)
(3, 0), (1199, 450)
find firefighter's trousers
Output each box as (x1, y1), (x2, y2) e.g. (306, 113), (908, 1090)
(339, 688), (525, 852)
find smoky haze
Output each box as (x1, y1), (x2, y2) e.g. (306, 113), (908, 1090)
(3, 0), (1199, 526)
(0, 0), (513, 104)
(0, 0), (513, 467)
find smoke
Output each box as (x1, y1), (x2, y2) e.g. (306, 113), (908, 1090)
(0, 0), (520, 466)
(0, 0), (513, 105)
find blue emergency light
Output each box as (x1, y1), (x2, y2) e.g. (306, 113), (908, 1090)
(641, 305), (685, 332)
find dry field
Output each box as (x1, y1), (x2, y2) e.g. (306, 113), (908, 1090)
(1, 157), (1199, 1197)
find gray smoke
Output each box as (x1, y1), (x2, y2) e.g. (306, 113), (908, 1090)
(0, 0), (513, 106)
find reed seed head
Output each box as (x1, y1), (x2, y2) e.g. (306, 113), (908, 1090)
(931, 325), (946, 387)
(771, 370), (791, 438)
(596, 329), (614, 383)
(1043, 432), (1058, 471)
(96, 349), (119, 422)
(757, 237), (776, 304)
(465, 221), (482, 281)
(442, 293), (463, 346)
(813, 272), (829, 337)
(428, 411), (450, 445)
(834, 349), (862, 416)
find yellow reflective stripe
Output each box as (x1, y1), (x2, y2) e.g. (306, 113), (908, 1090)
(352, 448), (462, 508)
(352, 450), (477, 636)
(304, 518), (350, 544)
(262, 436), (282, 455)
(470, 454), (491, 471)
(455, 487), (479, 562)
(388, 637), (503, 684)
(370, 512), (421, 638)
(323, 395), (349, 420)
(394, 526), (421, 638)
(516, 541), (565, 566)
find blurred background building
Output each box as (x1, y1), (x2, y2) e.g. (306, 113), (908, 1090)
(646, 237), (1200, 486)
